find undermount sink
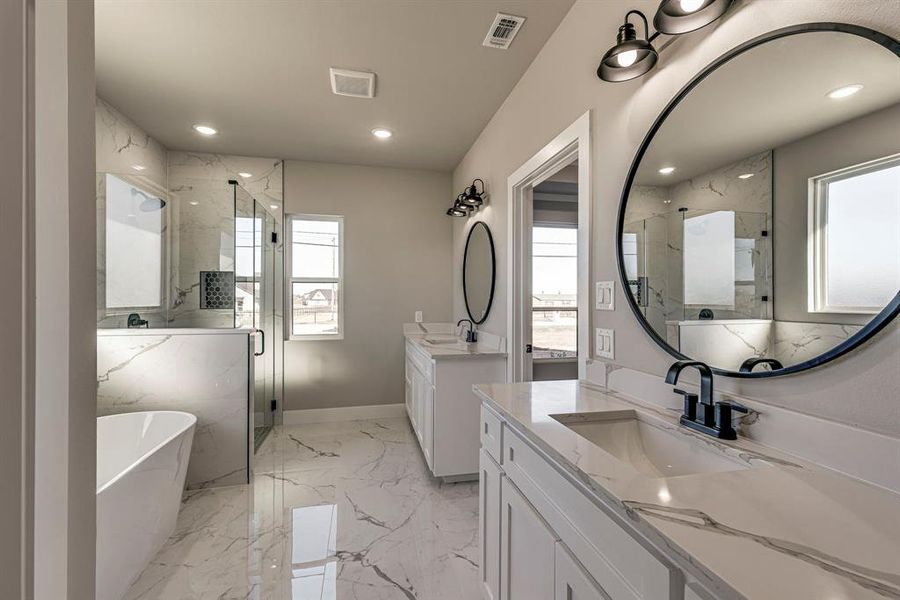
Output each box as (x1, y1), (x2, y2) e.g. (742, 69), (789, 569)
(553, 412), (753, 478)
(424, 337), (470, 346)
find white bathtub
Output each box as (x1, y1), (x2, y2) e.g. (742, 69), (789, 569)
(96, 411), (196, 600)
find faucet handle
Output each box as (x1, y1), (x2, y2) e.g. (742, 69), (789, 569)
(673, 388), (698, 421)
(717, 400), (749, 414)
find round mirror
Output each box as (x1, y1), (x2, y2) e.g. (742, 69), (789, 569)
(618, 24), (900, 377)
(463, 221), (496, 325)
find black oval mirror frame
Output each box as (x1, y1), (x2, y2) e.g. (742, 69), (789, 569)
(616, 22), (900, 379)
(463, 221), (496, 325)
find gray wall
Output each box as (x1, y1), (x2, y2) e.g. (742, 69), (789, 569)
(774, 102), (900, 325)
(451, 0), (900, 436)
(283, 161), (452, 411)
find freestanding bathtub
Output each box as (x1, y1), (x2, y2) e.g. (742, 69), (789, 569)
(96, 411), (196, 600)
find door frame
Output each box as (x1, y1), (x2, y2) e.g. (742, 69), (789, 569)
(506, 111), (591, 383)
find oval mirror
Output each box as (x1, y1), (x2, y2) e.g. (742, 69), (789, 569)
(618, 24), (900, 377)
(463, 221), (496, 325)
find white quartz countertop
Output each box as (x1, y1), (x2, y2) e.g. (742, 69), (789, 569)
(473, 380), (900, 600)
(405, 333), (507, 359)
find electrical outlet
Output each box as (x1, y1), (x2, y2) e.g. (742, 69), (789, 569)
(595, 281), (615, 311)
(595, 328), (614, 360)
(414, 311), (423, 323)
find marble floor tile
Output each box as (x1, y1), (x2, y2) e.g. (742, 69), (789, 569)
(124, 417), (480, 599)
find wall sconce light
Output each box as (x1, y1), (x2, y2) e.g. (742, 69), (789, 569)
(653, 0), (734, 35)
(461, 179), (486, 208)
(598, 0), (733, 83)
(446, 180), (487, 217)
(598, 11), (658, 83)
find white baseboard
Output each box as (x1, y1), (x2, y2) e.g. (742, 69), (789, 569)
(283, 403), (406, 425)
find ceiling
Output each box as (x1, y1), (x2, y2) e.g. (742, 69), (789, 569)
(636, 32), (900, 186)
(95, 0), (575, 172)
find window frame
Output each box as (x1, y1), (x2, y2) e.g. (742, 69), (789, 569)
(286, 213), (345, 341)
(808, 153), (900, 315)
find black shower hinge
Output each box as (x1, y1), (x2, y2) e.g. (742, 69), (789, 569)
(271, 231), (278, 244)
(761, 230), (768, 237)
(270, 399), (277, 412)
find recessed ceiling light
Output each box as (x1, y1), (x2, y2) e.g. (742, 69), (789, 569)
(189, 201), (199, 206)
(238, 172), (252, 178)
(131, 164), (146, 171)
(372, 128), (393, 139)
(270, 204), (279, 210)
(193, 124), (218, 136)
(738, 173), (755, 179)
(658, 166), (676, 175)
(827, 84), (863, 99)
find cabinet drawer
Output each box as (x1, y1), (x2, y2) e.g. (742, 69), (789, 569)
(480, 405), (503, 464)
(502, 426), (677, 600)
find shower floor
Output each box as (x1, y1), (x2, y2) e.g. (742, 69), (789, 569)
(123, 417), (480, 599)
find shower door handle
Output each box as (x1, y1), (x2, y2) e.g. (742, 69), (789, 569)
(254, 328), (265, 356)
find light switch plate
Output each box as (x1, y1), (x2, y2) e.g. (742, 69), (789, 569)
(595, 281), (615, 311)
(414, 311), (423, 323)
(595, 328), (615, 360)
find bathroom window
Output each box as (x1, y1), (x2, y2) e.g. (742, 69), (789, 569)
(287, 214), (343, 339)
(809, 154), (900, 314)
(104, 174), (165, 311)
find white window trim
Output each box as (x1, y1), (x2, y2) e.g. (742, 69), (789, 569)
(286, 213), (344, 341)
(808, 153), (900, 315)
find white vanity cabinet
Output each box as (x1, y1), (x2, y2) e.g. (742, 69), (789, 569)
(480, 403), (680, 600)
(405, 340), (505, 478)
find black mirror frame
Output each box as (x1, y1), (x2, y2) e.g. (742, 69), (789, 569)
(463, 221), (496, 325)
(616, 22), (900, 379)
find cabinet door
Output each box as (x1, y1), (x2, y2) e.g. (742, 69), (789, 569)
(555, 542), (610, 600)
(480, 450), (502, 600)
(500, 477), (557, 600)
(404, 359), (413, 421)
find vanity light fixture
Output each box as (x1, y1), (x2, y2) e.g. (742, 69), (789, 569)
(461, 179), (486, 208)
(372, 128), (393, 139)
(738, 173), (755, 179)
(131, 164), (146, 171)
(827, 84), (863, 99)
(193, 124), (217, 136)
(238, 172), (252, 178)
(446, 197), (469, 217)
(658, 166), (676, 175)
(598, 1), (734, 83)
(598, 10), (658, 83)
(653, 0), (734, 35)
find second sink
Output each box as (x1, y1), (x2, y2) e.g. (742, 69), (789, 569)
(552, 411), (753, 478)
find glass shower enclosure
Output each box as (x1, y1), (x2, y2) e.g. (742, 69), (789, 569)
(233, 183), (281, 450)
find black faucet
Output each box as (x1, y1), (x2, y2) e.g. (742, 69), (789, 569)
(739, 357), (784, 373)
(127, 313), (149, 329)
(665, 360), (747, 440)
(457, 319), (477, 343)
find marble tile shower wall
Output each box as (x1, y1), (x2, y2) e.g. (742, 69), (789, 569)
(95, 96), (284, 329)
(97, 331), (252, 488)
(626, 151), (773, 329)
(675, 320), (862, 370)
(167, 152), (283, 328)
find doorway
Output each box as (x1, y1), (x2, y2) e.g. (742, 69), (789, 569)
(531, 165), (579, 380)
(507, 112), (591, 383)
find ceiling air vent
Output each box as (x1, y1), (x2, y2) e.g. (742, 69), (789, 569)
(330, 68), (376, 98)
(483, 13), (526, 49)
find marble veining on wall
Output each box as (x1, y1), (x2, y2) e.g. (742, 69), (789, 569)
(97, 331), (251, 488)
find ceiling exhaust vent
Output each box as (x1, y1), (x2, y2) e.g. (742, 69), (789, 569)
(330, 68), (376, 98)
(482, 13), (526, 49)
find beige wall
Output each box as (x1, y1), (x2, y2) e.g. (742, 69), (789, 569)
(452, 0), (900, 436)
(774, 102), (900, 325)
(283, 161), (452, 411)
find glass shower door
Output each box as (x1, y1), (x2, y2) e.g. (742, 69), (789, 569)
(253, 201), (277, 449)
